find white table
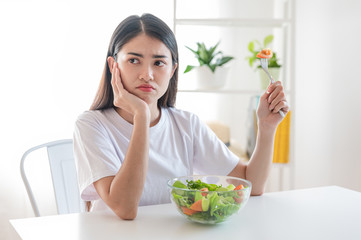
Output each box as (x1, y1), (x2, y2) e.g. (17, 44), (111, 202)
(10, 186), (361, 240)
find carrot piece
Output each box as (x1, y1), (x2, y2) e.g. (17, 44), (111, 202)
(190, 199), (203, 212)
(256, 48), (273, 59)
(234, 184), (244, 190)
(234, 184), (244, 203)
(262, 48), (271, 55)
(181, 206), (198, 216)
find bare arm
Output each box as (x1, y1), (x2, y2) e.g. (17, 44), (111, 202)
(93, 112), (149, 219)
(93, 60), (150, 220)
(229, 81), (289, 195)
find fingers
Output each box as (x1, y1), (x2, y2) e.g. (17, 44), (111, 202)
(111, 62), (119, 95)
(266, 81), (289, 114)
(268, 90), (284, 112)
(111, 62), (124, 96)
(273, 100), (289, 114)
(267, 81), (283, 101)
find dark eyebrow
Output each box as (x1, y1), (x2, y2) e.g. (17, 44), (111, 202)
(128, 52), (143, 57)
(153, 55), (168, 59)
(127, 52), (168, 59)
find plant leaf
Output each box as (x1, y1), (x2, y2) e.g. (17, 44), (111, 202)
(185, 41), (234, 73)
(209, 64), (217, 73)
(199, 43), (209, 64)
(184, 65), (195, 73)
(185, 46), (198, 55)
(209, 51), (222, 65)
(248, 58), (254, 67)
(248, 42), (254, 52)
(268, 52), (281, 68)
(216, 56), (234, 66)
(264, 35), (274, 47)
(209, 41), (220, 58)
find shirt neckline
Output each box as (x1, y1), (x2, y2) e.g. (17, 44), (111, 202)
(110, 107), (167, 134)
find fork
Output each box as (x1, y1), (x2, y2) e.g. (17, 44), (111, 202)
(260, 58), (285, 118)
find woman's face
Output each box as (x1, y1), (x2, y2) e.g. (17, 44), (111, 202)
(116, 33), (177, 107)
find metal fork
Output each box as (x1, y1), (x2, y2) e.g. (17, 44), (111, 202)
(260, 58), (285, 118)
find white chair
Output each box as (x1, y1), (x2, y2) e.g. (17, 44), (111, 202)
(20, 139), (85, 217)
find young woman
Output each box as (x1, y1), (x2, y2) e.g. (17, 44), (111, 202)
(73, 13), (289, 220)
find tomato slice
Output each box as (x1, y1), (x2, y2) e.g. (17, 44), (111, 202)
(200, 187), (208, 196)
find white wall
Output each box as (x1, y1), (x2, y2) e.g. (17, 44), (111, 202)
(294, 0), (361, 191)
(0, 1), (173, 239)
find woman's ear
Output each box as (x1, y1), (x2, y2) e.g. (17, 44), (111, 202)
(171, 63), (178, 77)
(107, 56), (116, 73)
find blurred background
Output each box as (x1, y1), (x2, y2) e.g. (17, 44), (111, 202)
(1, 0), (360, 239)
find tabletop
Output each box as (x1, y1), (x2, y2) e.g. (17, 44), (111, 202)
(10, 186), (361, 240)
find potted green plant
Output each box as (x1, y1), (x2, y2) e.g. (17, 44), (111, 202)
(246, 35), (282, 89)
(184, 42), (234, 89)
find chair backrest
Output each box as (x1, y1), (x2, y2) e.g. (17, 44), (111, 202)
(20, 139), (85, 217)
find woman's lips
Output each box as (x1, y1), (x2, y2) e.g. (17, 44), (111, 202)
(137, 84), (154, 92)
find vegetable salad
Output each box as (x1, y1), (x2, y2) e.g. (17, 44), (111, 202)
(171, 179), (248, 223)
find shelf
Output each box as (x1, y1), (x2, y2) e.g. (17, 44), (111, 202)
(173, 0), (296, 191)
(174, 18), (291, 28)
(178, 89), (263, 94)
(178, 89), (261, 94)
(178, 89), (292, 95)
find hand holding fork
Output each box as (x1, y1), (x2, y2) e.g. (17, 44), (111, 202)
(259, 55), (286, 118)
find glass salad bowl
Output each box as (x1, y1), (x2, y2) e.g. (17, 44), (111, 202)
(167, 175), (252, 224)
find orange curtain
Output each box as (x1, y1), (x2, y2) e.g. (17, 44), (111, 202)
(273, 111), (291, 164)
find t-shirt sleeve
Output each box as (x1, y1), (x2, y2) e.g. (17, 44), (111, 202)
(73, 112), (121, 201)
(191, 114), (240, 175)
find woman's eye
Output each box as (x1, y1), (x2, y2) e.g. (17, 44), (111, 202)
(155, 60), (165, 67)
(129, 58), (139, 64)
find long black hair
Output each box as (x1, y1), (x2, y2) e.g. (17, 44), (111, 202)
(90, 13), (179, 110)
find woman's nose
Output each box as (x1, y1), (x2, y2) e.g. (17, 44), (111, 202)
(139, 65), (154, 82)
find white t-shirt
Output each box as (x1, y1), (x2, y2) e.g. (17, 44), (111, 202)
(73, 107), (239, 211)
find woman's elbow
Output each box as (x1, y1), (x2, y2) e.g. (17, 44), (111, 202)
(113, 207), (138, 220)
(251, 188), (265, 196)
(251, 191), (264, 196)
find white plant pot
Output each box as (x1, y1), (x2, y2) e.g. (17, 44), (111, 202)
(194, 65), (229, 90)
(258, 67), (281, 90)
